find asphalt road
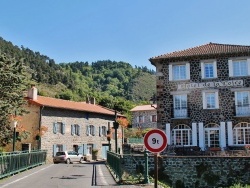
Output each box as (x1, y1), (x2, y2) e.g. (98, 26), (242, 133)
(0, 161), (117, 188)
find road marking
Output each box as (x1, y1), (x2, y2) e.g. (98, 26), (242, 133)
(0, 165), (53, 188)
(96, 165), (108, 185)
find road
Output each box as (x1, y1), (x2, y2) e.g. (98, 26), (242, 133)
(0, 161), (117, 188)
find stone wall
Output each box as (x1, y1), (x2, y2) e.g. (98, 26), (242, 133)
(121, 154), (250, 188)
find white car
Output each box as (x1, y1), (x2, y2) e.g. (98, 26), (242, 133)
(53, 151), (84, 164)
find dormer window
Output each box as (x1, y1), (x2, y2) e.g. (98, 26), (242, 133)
(201, 60), (217, 79)
(169, 63), (190, 81)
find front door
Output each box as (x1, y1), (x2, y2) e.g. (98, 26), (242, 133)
(101, 144), (109, 159)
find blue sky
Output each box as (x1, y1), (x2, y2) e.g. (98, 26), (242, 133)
(1, 0), (250, 70)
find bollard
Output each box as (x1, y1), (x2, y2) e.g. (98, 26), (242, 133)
(144, 149), (150, 184)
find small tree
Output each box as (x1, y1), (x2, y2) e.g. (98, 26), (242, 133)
(0, 53), (28, 146)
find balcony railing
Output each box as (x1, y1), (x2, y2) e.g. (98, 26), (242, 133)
(174, 107), (188, 118)
(235, 104), (250, 116)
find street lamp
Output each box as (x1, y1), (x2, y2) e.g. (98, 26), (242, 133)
(12, 120), (18, 152)
(107, 122), (111, 151)
(150, 94), (157, 109)
(113, 110), (119, 153)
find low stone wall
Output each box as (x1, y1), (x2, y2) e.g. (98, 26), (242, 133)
(121, 154), (250, 188)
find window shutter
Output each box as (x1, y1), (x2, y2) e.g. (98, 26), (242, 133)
(78, 145), (83, 155)
(62, 123), (65, 134)
(53, 144), (57, 156)
(213, 61), (217, 78)
(201, 62), (205, 79)
(150, 116), (152, 122)
(169, 64), (173, 81)
(228, 60), (233, 77)
(83, 144), (87, 155)
(202, 92), (206, 109)
(247, 58), (250, 75)
(136, 117), (139, 123)
(86, 125), (89, 136)
(93, 126), (95, 136)
(186, 63), (190, 80)
(78, 125), (81, 136)
(142, 116), (145, 123)
(215, 91), (219, 109)
(53, 122), (57, 134)
(93, 144), (96, 149)
(71, 125), (74, 135)
(99, 126), (101, 136)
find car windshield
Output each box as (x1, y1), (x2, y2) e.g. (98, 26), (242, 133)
(56, 152), (65, 156)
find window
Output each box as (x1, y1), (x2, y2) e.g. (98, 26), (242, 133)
(150, 115), (157, 122)
(137, 116), (144, 123)
(233, 122), (250, 145)
(202, 90), (219, 109)
(229, 58), (250, 77)
(99, 126), (107, 136)
(171, 124), (192, 146)
(201, 61), (217, 79)
(169, 63), (190, 81)
(53, 122), (65, 134)
(86, 125), (95, 136)
(87, 144), (93, 155)
(235, 91), (250, 116)
(71, 124), (80, 136)
(204, 124), (220, 147)
(174, 95), (187, 118)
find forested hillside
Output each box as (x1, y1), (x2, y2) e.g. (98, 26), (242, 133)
(0, 37), (156, 117)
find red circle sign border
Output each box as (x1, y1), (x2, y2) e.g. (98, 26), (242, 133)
(144, 129), (167, 153)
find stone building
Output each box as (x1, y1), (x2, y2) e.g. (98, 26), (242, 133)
(12, 86), (124, 162)
(149, 42), (250, 150)
(130, 105), (157, 129)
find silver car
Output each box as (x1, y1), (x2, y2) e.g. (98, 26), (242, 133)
(53, 151), (84, 164)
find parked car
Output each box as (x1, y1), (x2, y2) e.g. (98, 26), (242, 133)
(53, 151), (84, 164)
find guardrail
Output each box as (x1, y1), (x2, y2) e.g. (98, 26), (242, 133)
(0, 150), (47, 179)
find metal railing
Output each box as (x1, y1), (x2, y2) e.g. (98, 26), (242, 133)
(174, 107), (188, 118)
(106, 151), (122, 182)
(128, 137), (144, 144)
(0, 150), (47, 179)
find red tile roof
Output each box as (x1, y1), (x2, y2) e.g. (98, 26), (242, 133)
(27, 96), (125, 117)
(150, 42), (250, 61)
(130, 105), (157, 112)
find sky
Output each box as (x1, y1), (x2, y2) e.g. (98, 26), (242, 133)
(1, 1), (250, 70)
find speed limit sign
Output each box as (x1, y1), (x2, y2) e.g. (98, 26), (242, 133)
(144, 129), (167, 153)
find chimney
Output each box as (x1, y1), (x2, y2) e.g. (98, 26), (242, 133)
(90, 97), (96, 105)
(28, 85), (38, 100)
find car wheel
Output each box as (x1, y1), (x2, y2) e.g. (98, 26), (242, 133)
(66, 158), (71, 164)
(79, 157), (84, 163)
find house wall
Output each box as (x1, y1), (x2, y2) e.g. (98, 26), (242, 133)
(131, 110), (157, 129)
(5, 103), (40, 151)
(155, 53), (250, 149)
(41, 107), (122, 163)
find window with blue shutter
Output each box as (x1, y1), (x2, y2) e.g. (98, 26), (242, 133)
(78, 145), (83, 155)
(77, 125), (81, 136)
(53, 122), (57, 134)
(53, 144), (57, 156)
(83, 144), (87, 155)
(71, 125), (75, 135)
(62, 123), (65, 134)
(99, 126), (101, 136)
(86, 125), (89, 136)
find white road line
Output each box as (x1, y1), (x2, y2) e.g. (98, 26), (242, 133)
(0, 165), (53, 188)
(96, 165), (109, 185)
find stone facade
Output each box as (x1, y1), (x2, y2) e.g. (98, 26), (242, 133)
(121, 154), (250, 188)
(149, 43), (250, 150)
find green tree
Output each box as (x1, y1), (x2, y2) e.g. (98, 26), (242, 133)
(0, 53), (27, 146)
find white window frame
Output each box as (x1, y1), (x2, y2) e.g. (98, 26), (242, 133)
(202, 90), (219, 109)
(71, 124), (80, 136)
(201, 60), (217, 79)
(171, 124), (192, 146)
(228, 58), (250, 77)
(233, 122), (250, 145)
(169, 62), (190, 81)
(235, 91), (250, 116)
(173, 94), (188, 118)
(137, 115), (144, 123)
